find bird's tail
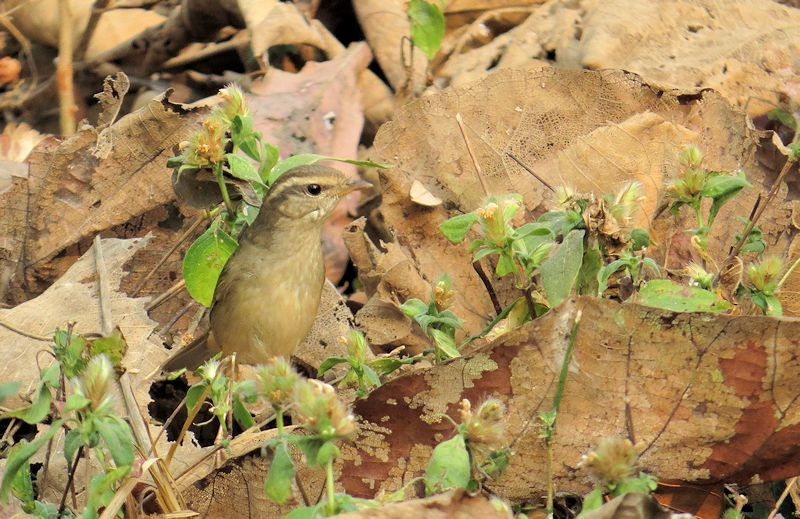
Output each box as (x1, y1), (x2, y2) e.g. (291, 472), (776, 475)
(159, 332), (219, 373)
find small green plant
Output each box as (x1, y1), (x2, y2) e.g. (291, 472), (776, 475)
(168, 85), (386, 307)
(745, 255), (785, 316)
(400, 274), (465, 362)
(577, 437), (658, 515)
(259, 369), (374, 516)
(1, 327), (134, 519)
(666, 146), (751, 261)
(424, 397), (509, 495)
(318, 330), (417, 397)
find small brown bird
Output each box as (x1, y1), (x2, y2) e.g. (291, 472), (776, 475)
(162, 165), (371, 371)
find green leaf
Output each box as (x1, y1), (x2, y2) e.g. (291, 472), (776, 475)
(630, 228), (650, 251)
(64, 429), (83, 466)
(259, 143), (280, 182)
(183, 223), (238, 307)
(264, 442), (295, 505)
(399, 298), (428, 319)
(3, 384), (51, 424)
(496, 252), (516, 277)
(7, 443), (35, 508)
(318, 357), (348, 376)
(268, 153), (389, 185)
(639, 279), (732, 313)
(430, 329), (460, 359)
(95, 416), (134, 468)
(88, 329), (127, 368)
(64, 393), (91, 413)
(316, 442), (340, 465)
(226, 153), (266, 189)
(424, 434), (470, 495)
(767, 108), (798, 131)
(185, 384), (207, 410)
(576, 246), (602, 296)
(407, 0), (445, 60)
(439, 213), (478, 244)
(579, 488), (605, 515)
(231, 115), (261, 161)
(751, 291), (783, 317)
(540, 230), (585, 308)
(703, 171), (750, 221)
(232, 394), (255, 429)
(612, 473), (658, 496)
(1, 420), (62, 501)
(369, 357), (417, 376)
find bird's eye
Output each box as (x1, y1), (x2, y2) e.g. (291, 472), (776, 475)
(306, 183), (322, 196)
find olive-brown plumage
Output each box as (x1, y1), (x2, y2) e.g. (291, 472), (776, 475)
(161, 165), (370, 371)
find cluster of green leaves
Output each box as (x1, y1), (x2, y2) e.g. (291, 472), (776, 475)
(407, 0), (445, 61)
(440, 189), (626, 317)
(666, 146), (751, 255)
(424, 398), (509, 496)
(440, 145), (795, 324)
(1, 329), (133, 518)
(318, 330), (416, 398)
(400, 274), (465, 361)
(168, 85), (385, 307)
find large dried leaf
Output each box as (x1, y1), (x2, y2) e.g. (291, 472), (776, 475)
(4, 91), (209, 299)
(339, 297), (800, 501)
(358, 67), (795, 345)
(436, 0), (800, 117)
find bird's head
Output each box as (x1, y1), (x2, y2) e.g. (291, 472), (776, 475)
(263, 164), (372, 223)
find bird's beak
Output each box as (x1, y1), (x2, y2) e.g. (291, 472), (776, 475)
(337, 178), (373, 196)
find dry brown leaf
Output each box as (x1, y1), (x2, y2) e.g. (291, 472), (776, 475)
(361, 67), (795, 344)
(339, 296), (800, 501)
(0, 122), (46, 162)
(3, 89), (209, 299)
(249, 43), (373, 282)
(573, 0), (800, 117)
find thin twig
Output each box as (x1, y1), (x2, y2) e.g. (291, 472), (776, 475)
(455, 113), (489, 198)
(94, 235), (113, 336)
(472, 261), (502, 315)
(57, 0), (76, 136)
(59, 445), (84, 516)
(768, 476), (797, 519)
(146, 280), (186, 312)
(0, 318), (51, 341)
(73, 0), (111, 60)
(506, 152), (556, 193)
(0, 14), (39, 86)
(157, 301), (196, 336)
(133, 212), (211, 295)
(720, 155), (797, 276)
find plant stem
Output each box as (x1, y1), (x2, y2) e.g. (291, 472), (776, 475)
(275, 406), (284, 435)
(778, 255), (800, 291)
(59, 445), (84, 517)
(215, 163), (235, 214)
(545, 436), (554, 519)
(325, 459), (336, 515)
(544, 309), (582, 519)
